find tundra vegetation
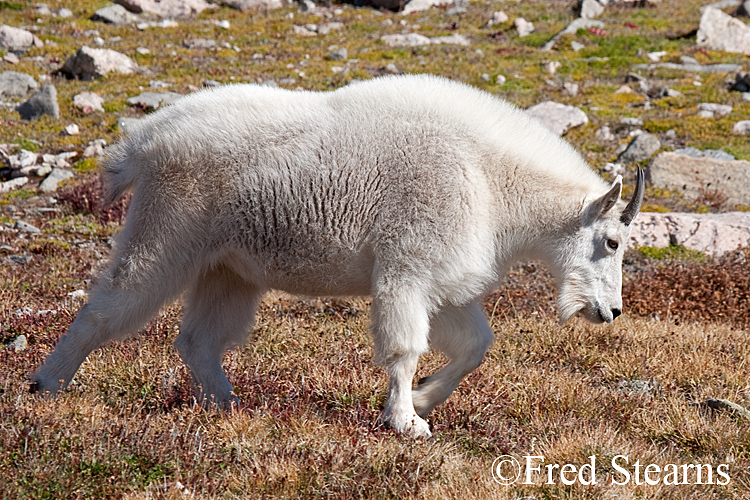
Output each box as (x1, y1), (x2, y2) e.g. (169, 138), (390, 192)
(1, 0), (750, 498)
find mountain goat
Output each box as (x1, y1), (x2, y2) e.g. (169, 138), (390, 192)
(32, 74), (644, 437)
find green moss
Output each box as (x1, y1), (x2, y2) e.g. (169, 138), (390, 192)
(736, 204), (750, 212)
(517, 32), (553, 48)
(1, 189), (36, 203)
(638, 245), (708, 263)
(0, 1), (24, 10)
(641, 203), (669, 213)
(73, 158), (99, 173)
(15, 138), (39, 152)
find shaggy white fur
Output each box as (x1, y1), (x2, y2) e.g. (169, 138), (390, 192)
(32, 75), (643, 437)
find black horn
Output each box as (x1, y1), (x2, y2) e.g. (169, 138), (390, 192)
(620, 167), (645, 226)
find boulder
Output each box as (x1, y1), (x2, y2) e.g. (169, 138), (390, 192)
(617, 133), (661, 163)
(628, 212), (750, 256)
(113, 0), (210, 17)
(648, 151), (750, 206)
(697, 7), (750, 55)
(696, 102), (733, 118)
(73, 92), (105, 113)
(730, 71), (750, 92)
(92, 4), (139, 25)
(60, 46), (137, 80)
(580, 0), (605, 19)
(525, 101), (588, 136)
(16, 85), (59, 120)
(0, 25), (43, 53)
(223, 0), (283, 10)
(0, 71), (38, 99)
(126, 91), (182, 110)
(39, 168), (74, 192)
(734, 120), (750, 134)
(514, 18), (535, 37)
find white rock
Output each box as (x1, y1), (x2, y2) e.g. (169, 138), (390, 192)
(430, 34), (470, 46)
(649, 151), (750, 206)
(697, 102), (733, 117)
(596, 125), (615, 141)
(496, 74), (507, 84)
(10, 335), (27, 352)
(0, 177), (28, 193)
(73, 92), (105, 113)
(0, 25), (42, 53)
(629, 212), (750, 256)
(60, 46), (138, 80)
(525, 101), (588, 136)
(39, 168), (74, 192)
(647, 50), (667, 62)
(514, 18), (535, 37)
(580, 0), (605, 19)
(487, 11), (509, 26)
(63, 123), (80, 136)
(381, 33), (432, 47)
(697, 7), (750, 55)
(114, 0), (210, 18)
(541, 60), (561, 74)
(403, 0), (454, 14)
(734, 120), (750, 134)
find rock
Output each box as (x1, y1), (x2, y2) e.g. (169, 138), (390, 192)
(739, 1), (750, 16)
(294, 25), (317, 36)
(541, 60), (561, 75)
(0, 71), (38, 99)
(183, 38), (216, 50)
(17, 149), (38, 168)
(63, 123), (80, 136)
(430, 34), (470, 46)
(563, 82), (578, 97)
(632, 61), (742, 73)
(57, 8), (73, 18)
(126, 91), (182, 110)
(542, 18), (604, 51)
(730, 71), (750, 92)
(697, 102), (733, 118)
(674, 147), (735, 161)
(580, 0), (605, 19)
(0, 25), (43, 53)
(224, 0), (283, 10)
(702, 399), (750, 419)
(60, 46), (137, 80)
(496, 74), (507, 84)
(514, 18), (535, 37)
(3, 53), (20, 64)
(9, 334), (27, 352)
(381, 33), (433, 47)
(616, 379), (660, 397)
(596, 126), (615, 141)
(648, 151), (750, 206)
(16, 85), (60, 120)
(487, 11), (509, 27)
(0, 177), (28, 193)
(525, 101), (588, 136)
(697, 7), (750, 55)
(700, 0), (741, 12)
(73, 92), (105, 113)
(326, 48), (348, 61)
(92, 4), (139, 25)
(617, 133), (660, 163)
(14, 220), (40, 233)
(113, 0), (210, 17)
(83, 139), (107, 158)
(629, 212), (750, 256)
(39, 168), (74, 192)
(734, 120), (750, 134)
(621, 117), (643, 126)
(402, 0), (455, 14)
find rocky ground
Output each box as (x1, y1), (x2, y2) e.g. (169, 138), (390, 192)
(1, 0), (750, 498)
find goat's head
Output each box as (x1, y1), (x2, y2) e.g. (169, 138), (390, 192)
(556, 168), (644, 324)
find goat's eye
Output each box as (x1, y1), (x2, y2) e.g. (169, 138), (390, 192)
(606, 239), (619, 250)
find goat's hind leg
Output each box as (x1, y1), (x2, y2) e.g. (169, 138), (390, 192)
(412, 301), (493, 418)
(174, 264), (261, 408)
(31, 241), (195, 395)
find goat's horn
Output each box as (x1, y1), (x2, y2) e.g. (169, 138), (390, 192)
(620, 167), (644, 226)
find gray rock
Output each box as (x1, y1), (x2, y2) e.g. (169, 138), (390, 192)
(16, 85), (60, 120)
(0, 177), (28, 193)
(39, 168), (74, 192)
(542, 18), (604, 51)
(617, 133), (660, 163)
(730, 72), (750, 92)
(92, 4), (138, 25)
(648, 151), (750, 206)
(697, 7), (750, 55)
(616, 379), (660, 397)
(0, 25), (42, 53)
(83, 139), (107, 158)
(57, 8), (73, 17)
(702, 399), (750, 419)
(402, 0), (456, 14)
(73, 92), (105, 113)
(14, 220), (40, 233)
(734, 120), (750, 134)
(0, 71), (38, 99)
(126, 91), (182, 110)
(697, 102), (733, 118)
(620, 117), (643, 126)
(60, 46), (137, 80)
(113, 0), (210, 17)
(628, 212), (750, 256)
(381, 33), (433, 47)
(183, 38), (216, 50)
(674, 147), (736, 161)
(632, 61), (742, 73)
(327, 48), (348, 61)
(223, 0), (283, 10)
(525, 101), (588, 136)
(700, 0), (741, 11)
(203, 79), (221, 88)
(580, 0), (604, 19)
(739, 1), (750, 16)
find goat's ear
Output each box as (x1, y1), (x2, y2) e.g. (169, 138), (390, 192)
(583, 175), (622, 222)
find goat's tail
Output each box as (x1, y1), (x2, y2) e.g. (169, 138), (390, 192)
(102, 138), (138, 206)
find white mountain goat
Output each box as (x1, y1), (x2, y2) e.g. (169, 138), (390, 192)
(32, 74), (644, 437)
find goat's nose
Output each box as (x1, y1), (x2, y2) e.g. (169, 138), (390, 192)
(611, 308), (622, 320)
